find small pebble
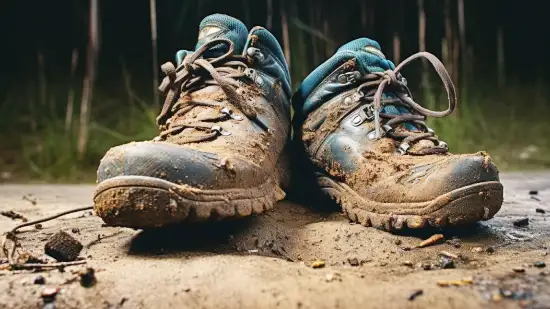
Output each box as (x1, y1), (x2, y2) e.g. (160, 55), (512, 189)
(347, 257), (359, 267)
(311, 260), (325, 269)
(408, 289), (423, 301)
(35, 224), (43, 230)
(380, 262), (387, 267)
(501, 289), (513, 298)
(534, 261), (546, 268)
(471, 247), (483, 253)
(486, 247), (495, 253)
(34, 276), (46, 285)
(529, 190), (538, 195)
(401, 246), (411, 251)
(79, 267), (96, 287)
(492, 291), (503, 302)
(41, 286), (59, 298)
(439, 251), (458, 259)
(513, 218), (529, 227)
(71, 228), (80, 234)
(325, 272), (341, 282)
(422, 263), (432, 271)
(403, 261), (413, 267)
(446, 237), (462, 248)
(512, 267), (525, 273)
(536, 208), (546, 214)
(439, 257), (455, 269)
(394, 239), (402, 246)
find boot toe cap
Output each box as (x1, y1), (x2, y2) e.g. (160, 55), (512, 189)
(97, 141), (268, 189)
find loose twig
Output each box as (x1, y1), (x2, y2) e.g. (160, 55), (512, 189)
(1, 206), (93, 270)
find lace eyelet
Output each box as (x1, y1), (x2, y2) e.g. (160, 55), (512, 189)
(396, 142), (410, 155)
(246, 47), (265, 63)
(343, 97), (353, 105)
(211, 126), (231, 136)
(221, 107), (243, 121)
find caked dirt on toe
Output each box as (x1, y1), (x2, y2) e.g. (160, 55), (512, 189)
(1, 172), (550, 309)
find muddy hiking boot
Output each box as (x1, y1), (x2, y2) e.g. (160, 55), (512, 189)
(94, 14), (291, 228)
(292, 38), (503, 231)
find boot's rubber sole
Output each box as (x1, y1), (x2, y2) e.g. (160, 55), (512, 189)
(93, 175), (285, 229)
(317, 174), (503, 231)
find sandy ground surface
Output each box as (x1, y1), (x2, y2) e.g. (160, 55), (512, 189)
(1, 172), (550, 309)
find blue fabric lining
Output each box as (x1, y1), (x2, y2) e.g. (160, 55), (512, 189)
(294, 38), (413, 126)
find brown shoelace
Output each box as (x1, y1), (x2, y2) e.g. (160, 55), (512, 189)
(355, 51), (457, 155)
(156, 38), (261, 143)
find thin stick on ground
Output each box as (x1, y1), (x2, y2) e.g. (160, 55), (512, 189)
(1, 206), (93, 270)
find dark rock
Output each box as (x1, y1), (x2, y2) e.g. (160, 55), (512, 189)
(79, 267), (97, 287)
(422, 263), (432, 271)
(486, 247), (495, 253)
(44, 231), (83, 262)
(394, 239), (402, 246)
(439, 257), (455, 269)
(42, 302), (56, 309)
(35, 224), (43, 230)
(513, 218), (529, 227)
(536, 208), (546, 214)
(529, 190), (538, 195)
(512, 267), (525, 273)
(71, 228), (80, 234)
(534, 261), (546, 268)
(408, 289), (423, 301)
(347, 257), (359, 266)
(34, 276), (46, 285)
(446, 237), (462, 248)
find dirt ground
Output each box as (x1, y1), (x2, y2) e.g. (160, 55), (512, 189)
(1, 172), (549, 309)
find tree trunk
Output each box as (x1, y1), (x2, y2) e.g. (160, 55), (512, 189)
(393, 33), (401, 64)
(149, 0), (159, 108)
(65, 49), (79, 133)
(78, 0), (99, 159)
(360, 0), (368, 33)
(497, 26), (505, 88)
(266, 0), (273, 30)
(280, 0), (291, 69)
(458, 0), (467, 80)
(417, 0), (428, 88)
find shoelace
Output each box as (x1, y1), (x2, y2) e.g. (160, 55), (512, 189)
(156, 38), (261, 143)
(355, 52), (457, 155)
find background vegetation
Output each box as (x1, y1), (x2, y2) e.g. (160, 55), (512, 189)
(1, 0), (549, 182)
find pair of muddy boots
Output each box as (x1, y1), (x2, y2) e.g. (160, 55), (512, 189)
(94, 14), (503, 232)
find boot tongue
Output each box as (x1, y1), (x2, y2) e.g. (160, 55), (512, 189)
(195, 14), (248, 58)
(337, 38), (416, 130)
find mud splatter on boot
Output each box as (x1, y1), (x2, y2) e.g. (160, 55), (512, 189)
(94, 14), (291, 229)
(292, 38), (503, 231)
